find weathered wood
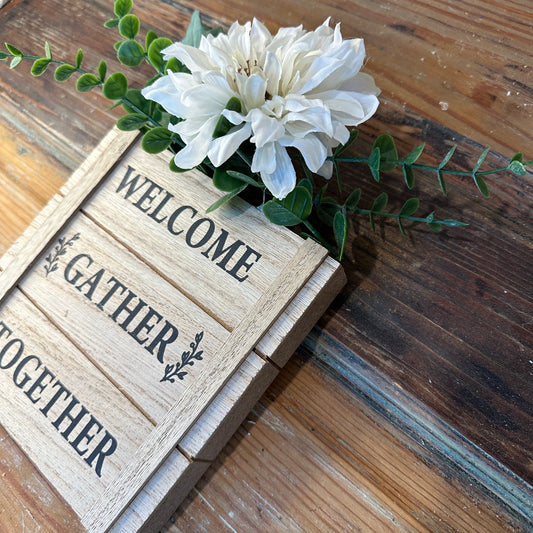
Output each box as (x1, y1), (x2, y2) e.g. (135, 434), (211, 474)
(0, 0), (531, 530)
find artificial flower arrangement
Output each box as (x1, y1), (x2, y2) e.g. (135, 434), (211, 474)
(1, 0), (530, 260)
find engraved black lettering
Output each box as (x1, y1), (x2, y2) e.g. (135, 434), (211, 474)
(145, 320), (179, 363)
(13, 355), (41, 389)
(64, 253), (93, 285)
(228, 246), (262, 282)
(85, 430), (117, 478)
(167, 205), (197, 236)
(186, 217), (215, 248)
(133, 180), (164, 213)
(115, 165), (149, 199)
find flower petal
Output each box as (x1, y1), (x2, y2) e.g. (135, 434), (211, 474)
(207, 123), (252, 166)
(260, 144), (296, 199)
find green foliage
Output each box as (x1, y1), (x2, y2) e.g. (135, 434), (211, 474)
(147, 37), (172, 72)
(263, 187), (313, 226)
(76, 73), (100, 92)
(142, 127), (173, 153)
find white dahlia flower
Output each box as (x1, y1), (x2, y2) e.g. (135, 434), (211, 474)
(142, 18), (380, 199)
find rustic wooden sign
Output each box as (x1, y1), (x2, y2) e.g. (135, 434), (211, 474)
(0, 127), (345, 532)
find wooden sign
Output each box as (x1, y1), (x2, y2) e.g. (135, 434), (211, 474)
(0, 127), (345, 532)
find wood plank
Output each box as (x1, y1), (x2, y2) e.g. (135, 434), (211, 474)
(0, 289), (154, 516)
(82, 237), (328, 530)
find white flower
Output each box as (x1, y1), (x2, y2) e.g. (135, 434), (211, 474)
(142, 18), (380, 199)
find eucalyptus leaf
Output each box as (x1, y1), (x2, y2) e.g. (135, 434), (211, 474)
(122, 88), (150, 114)
(371, 192), (388, 214)
(141, 127), (173, 153)
(509, 159), (526, 176)
(226, 170), (262, 188)
(213, 168), (244, 192)
(117, 39), (145, 67)
(76, 72), (100, 92)
(5, 43), (22, 56)
(297, 177), (313, 196)
(114, 0), (133, 18)
(116, 112), (147, 131)
(438, 145), (457, 169)
(262, 201), (302, 226)
(97, 60), (107, 81)
(54, 64), (77, 81)
(9, 56), (22, 69)
(402, 165), (415, 189)
(31, 58), (51, 76)
(104, 18), (120, 29)
(44, 42), (52, 59)
(473, 147), (490, 172)
(474, 175), (490, 198)
(333, 210), (348, 260)
(437, 169), (447, 196)
(373, 134), (398, 172)
(118, 14), (140, 39)
(368, 146), (380, 182)
(75, 48), (83, 68)
(263, 186), (313, 226)
(399, 197), (419, 217)
(147, 37), (172, 72)
(345, 188), (361, 210)
(102, 72), (128, 99)
(403, 142), (425, 165)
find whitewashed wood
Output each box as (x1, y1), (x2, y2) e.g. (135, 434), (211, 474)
(84, 147), (305, 330)
(110, 450), (208, 533)
(257, 256), (346, 367)
(21, 212), (231, 423)
(82, 238), (328, 531)
(0, 289), (155, 516)
(0, 128), (138, 304)
(179, 351), (278, 461)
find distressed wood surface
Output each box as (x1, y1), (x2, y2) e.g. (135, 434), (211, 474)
(0, 0), (532, 531)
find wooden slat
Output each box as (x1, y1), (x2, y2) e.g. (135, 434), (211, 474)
(0, 290), (154, 516)
(82, 238), (328, 530)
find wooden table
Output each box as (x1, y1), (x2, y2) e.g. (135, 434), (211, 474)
(1, 0), (531, 531)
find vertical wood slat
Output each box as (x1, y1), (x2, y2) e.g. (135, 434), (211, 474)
(82, 237), (328, 531)
(0, 128), (139, 304)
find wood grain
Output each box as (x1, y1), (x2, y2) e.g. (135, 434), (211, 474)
(0, 0), (531, 530)
(82, 238), (327, 530)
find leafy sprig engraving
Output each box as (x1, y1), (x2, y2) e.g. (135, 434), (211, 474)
(44, 233), (80, 277)
(160, 331), (204, 383)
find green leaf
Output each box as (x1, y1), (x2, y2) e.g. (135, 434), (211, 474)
(403, 142), (425, 165)
(368, 146), (380, 182)
(97, 60), (107, 81)
(213, 168), (245, 192)
(104, 18), (120, 28)
(334, 129), (359, 156)
(76, 73), (100, 92)
(316, 197), (340, 227)
(183, 10), (206, 48)
(226, 170), (262, 188)
(9, 56), (22, 69)
(30, 58), (51, 76)
(511, 152), (523, 163)
(75, 48), (83, 68)
(122, 88), (151, 115)
(297, 177), (313, 196)
(0, 51), (10, 60)
(373, 134), (398, 172)
(118, 14), (140, 39)
(442, 218), (468, 228)
(345, 188), (361, 210)
(474, 175), (490, 198)
(509, 159), (526, 176)
(399, 197), (419, 217)
(102, 72), (128, 100)
(116, 112), (148, 131)
(147, 37), (172, 72)
(117, 39), (145, 67)
(114, 0), (133, 18)
(141, 127), (173, 154)
(333, 210), (348, 260)
(473, 147), (490, 173)
(206, 185), (247, 213)
(437, 169), (447, 196)
(213, 97), (242, 138)
(54, 64), (77, 81)
(371, 192), (388, 213)
(44, 41), (52, 59)
(114, 40), (125, 51)
(263, 186), (313, 226)
(145, 30), (158, 51)
(165, 57), (186, 73)
(438, 145), (456, 169)
(428, 222), (443, 232)
(402, 165), (415, 189)
(5, 43), (22, 56)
